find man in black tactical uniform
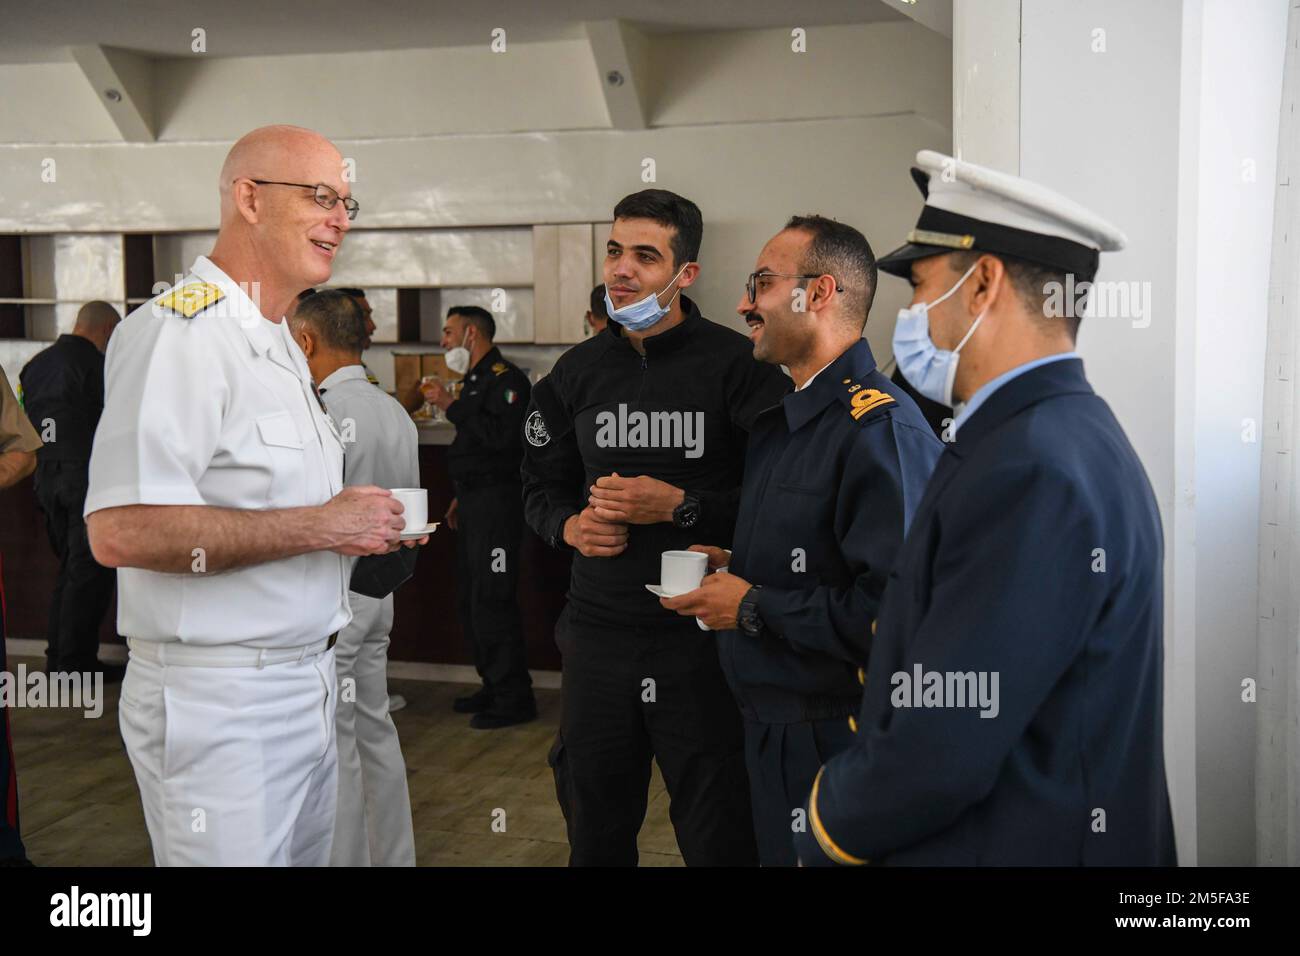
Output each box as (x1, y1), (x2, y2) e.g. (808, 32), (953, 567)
(522, 189), (790, 866)
(20, 300), (121, 677)
(423, 306), (536, 729)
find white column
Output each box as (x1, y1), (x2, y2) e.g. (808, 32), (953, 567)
(952, 0), (1021, 173)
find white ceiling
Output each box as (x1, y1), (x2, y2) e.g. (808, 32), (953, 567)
(0, 0), (906, 64)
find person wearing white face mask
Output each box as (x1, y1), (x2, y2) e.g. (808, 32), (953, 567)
(795, 150), (1175, 868)
(521, 189), (790, 866)
(422, 306), (536, 728)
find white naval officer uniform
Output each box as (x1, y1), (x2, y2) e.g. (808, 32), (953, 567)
(85, 255), (350, 866)
(317, 363), (418, 867)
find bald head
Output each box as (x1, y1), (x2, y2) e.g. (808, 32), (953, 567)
(73, 300), (120, 353)
(209, 125), (354, 316)
(218, 125), (342, 211)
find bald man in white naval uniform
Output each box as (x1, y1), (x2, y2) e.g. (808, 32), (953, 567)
(86, 125), (427, 866)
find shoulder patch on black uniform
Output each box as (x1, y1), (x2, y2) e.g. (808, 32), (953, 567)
(846, 384), (896, 421)
(155, 282), (224, 319)
(492, 362), (508, 375)
(525, 409), (550, 446)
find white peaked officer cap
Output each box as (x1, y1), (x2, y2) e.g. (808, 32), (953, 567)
(877, 150), (1128, 284)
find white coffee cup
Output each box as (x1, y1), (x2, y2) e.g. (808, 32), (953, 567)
(661, 549), (707, 596)
(390, 488), (428, 532)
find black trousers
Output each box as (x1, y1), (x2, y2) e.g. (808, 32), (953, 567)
(549, 604), (759, 867)
(34, 460), (115, 673)
(743, 715), (856, 866)
(453, 480), (534, 713)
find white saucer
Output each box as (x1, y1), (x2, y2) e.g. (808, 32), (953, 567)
(400, 521), (440, 540)
(646, 583), (693, 599)
(645, 584), (711, 630)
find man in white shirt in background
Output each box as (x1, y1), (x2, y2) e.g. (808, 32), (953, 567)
(85, 125), (425, 866)
(292, 289), (419, 867)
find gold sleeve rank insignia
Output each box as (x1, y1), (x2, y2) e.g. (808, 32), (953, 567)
(850, 387), (895, 420)
(155, 282), (224, 319)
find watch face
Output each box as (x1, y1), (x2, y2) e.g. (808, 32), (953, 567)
(677, 505), (698, 527)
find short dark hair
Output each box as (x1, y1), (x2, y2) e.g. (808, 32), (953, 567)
(298, 288), (317, 301)
(589, 284), (609, 319)
(784, 215), (878, 329)
(613, 189), (703, 268)
(447, 305), (495, 341)
(293, 290), (366, 353)
(947, 251), (1078, 341)
(336, 287), (367, 299)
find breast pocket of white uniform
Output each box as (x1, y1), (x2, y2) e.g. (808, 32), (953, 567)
(255, 410), (307, 507)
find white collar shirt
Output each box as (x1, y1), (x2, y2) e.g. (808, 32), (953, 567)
(86, 256), (350, 647)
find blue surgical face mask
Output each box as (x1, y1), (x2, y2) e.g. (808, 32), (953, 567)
(604, 262), (689, 332)
(891, 262), (986, 408)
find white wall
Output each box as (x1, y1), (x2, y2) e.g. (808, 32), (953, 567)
(0, 22), (952, 387)
(1187, 0), (1286, 865)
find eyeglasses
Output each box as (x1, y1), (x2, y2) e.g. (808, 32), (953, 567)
(248, 179), (359, 220)
(746, 271), (843, 304)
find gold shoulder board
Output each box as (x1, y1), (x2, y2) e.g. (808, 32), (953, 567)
(156, 282), (224, 319)
(850, 387), (895, 420)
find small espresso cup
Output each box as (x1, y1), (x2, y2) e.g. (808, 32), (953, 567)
(390, 488), (428, 532)
(661, 549), (708, 596)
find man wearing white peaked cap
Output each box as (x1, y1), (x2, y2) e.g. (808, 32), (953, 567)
(795, 151), (1176, 866)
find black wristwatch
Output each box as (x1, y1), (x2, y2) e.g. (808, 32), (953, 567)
(738, 585), (765, 636)
(672, 490), (702, 529)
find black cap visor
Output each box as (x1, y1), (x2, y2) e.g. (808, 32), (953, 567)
(877, 242), (955, 279)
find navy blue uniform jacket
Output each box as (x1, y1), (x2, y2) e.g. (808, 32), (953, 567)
(796, 358), (1176, 866)
(719, 339), (942, 722)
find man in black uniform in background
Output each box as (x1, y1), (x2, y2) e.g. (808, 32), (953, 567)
(522, 189), (790, 866)
(19, 300), (120, 677)
(662, 217), (941, 864)
(423, 306), (536, 728)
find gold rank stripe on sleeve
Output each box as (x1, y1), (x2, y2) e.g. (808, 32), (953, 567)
(849, 387), (896, 420)
(809, 766), (870, 866)
(155, 282), (224, 318)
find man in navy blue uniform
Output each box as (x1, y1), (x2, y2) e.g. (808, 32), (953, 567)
(795, 151), (1176, 866)
(661, 216), (941, 865)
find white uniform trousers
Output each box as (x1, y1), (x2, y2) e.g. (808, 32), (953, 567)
(330, 592), (416, 866)
(118, 645), (339, 866)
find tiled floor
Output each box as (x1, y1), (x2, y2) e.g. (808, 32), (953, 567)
(8, 656), (683, 867)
